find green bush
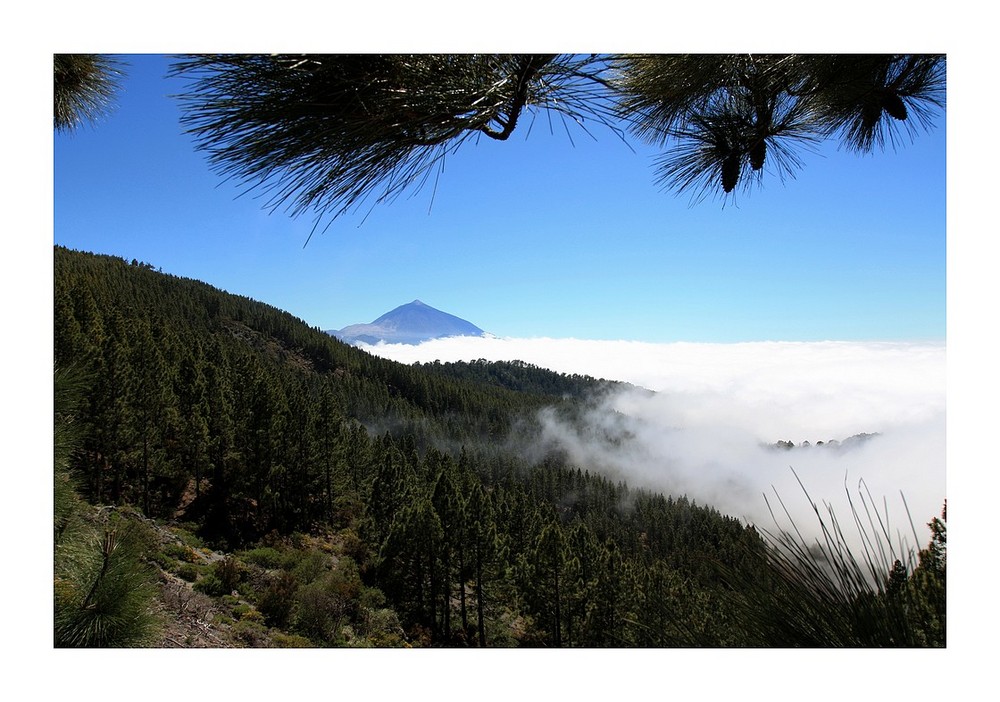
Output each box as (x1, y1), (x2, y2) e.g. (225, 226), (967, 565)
(233, 604), (265, 624)
(150, 551), (178, 571)
(256, 572), (298, 628)
(176, 562), (199, 582)
(289, 558), (364, 645)
(339, 529), (372, 570)
(215, 557), (243, 592)
(232, 619), (269, 647)
(239, 546), (284, 570)
(290, 550), (329, 585)
(170, 525), (205, 549)
(162, 542), (198, 563)
(193, 573), (228, 597)
(355, 607), (407, 647)
(271, 632), (315, 648)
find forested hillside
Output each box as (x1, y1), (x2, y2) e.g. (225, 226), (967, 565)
(53, 246), (945, 647)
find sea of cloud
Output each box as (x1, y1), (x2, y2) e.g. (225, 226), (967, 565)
(359, 336), (947, 550)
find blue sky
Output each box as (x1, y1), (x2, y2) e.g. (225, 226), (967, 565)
(54, 53), (946, 343)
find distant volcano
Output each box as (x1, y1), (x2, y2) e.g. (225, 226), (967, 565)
(329, 300), (487, 345)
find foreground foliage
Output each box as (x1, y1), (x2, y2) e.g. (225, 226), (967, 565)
(56, 54), (943, 232)
(167, 54), (943, 224)
(53, 54), (125, 133)
(716, 477), (946, 647)
(54, 366), (160, 647)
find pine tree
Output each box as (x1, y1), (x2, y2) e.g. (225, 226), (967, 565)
(54, 367), (159, 647)
(168, 53), (944, 230)
(54, 54), (124, 132)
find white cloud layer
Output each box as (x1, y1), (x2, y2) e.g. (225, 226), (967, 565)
(360, 336), (946, 548)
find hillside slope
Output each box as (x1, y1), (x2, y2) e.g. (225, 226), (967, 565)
(53, 246), (944, 648)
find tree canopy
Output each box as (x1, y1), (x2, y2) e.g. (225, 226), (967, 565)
(164, 53), (944, 232)
(55, 54), (944, 226)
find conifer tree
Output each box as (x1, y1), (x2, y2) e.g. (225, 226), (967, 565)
(526, 519), (571, 646)
(54, 366), (159, 647)
(54, 54), (124, 132)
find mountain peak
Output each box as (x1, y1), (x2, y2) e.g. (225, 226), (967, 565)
(330, 300), (486, 345)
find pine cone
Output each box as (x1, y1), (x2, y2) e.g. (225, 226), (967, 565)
(721, 152), (741, 193)
(749, 139), (766, 171)
(880, 90), (908, 121)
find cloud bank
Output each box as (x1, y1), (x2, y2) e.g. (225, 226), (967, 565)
(360, 336), (946, 546)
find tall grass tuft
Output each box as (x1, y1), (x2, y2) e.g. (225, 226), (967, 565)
(719, 469), (945, 647)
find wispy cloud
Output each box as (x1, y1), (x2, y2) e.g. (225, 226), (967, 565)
(361, 336), (946, 544)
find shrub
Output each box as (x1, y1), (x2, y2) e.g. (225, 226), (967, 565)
(193, 573), (228, 597)
(339, 528), (372, 570)
(233, 604), (265, 624)
(150, 551), (178, 571)
(256, 572), (298, 628)
(176, 563), (199, 582)
(271, 632), (315, 648)
(232, 619), (269, 647)
(291, 578), (343, 644)
(170, 525), (205, 549)
(162, 542), (198, 563)
(355, 607), (407, 648)
(215, 557), (243, 592)
(239, 546), (284, 570)
(290, 550), (329, 585)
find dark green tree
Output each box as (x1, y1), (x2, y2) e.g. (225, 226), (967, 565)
(377, 494), (445, 637)
(465, 480), (505, 646)
(906, 502), (946, 645)
(126, 316), (179, 515)
(175, 343), (211, 502)
(523, 518), (571, 646)
(54, 367), (159, 647)
(315, 380), (342, 524)
(429, 454), (462, 640)
(86, 309), (132, 504)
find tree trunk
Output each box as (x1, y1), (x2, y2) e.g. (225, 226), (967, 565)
(475, 551), (486, 647)
(459, 550), (468, 636)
